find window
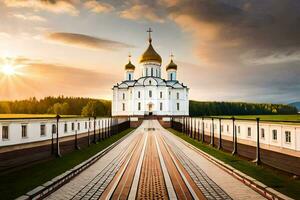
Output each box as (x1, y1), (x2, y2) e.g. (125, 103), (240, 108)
(64, 123), (68, 133)
(238, 126), (241, 134)
(77, 123), (80, 130)
(176, 103), (180, 111)
(285, 131), (291, 143)
(170, 73), (173, 80)
(138, 102), (141, 111)
(149, 90), (152, 98)
(122, 103), (125, 111)
(2, 126), (9, 140)
(227, 125), (229, 132)
(247, 127), (251, 137)
(85, 122), (87, 129)
(122, 93), (125, 100)
(149, 80), (152, 85)
(272, 130), (277, 140)
(221, 125), (224, 132)
(40, 124), (46, 136)
(21, 125), (27, 138)
(89, 121), (91, 128)
(151, 68), (153, 76)
(128, 73), (132, 80)
(160, 102), (163, 111)
(138, 91), (141, 98)
(160, 91), (163, 98)
(72, 123), (75, 131)
(52, 124), (56, 134)
(177, 92), (179, 99)
(261, 128), (265, 139)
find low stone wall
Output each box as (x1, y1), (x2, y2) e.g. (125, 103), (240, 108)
(171, 120), (300, 176)
(0, 121), (130, 174)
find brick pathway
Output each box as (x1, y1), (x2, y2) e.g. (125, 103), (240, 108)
(46, 120), (266, 200)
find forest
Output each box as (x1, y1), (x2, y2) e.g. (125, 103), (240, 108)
(0, 97), (297, 117)
(189, 100), (298, 116)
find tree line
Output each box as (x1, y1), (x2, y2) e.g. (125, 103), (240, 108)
(189, 100), (298, 116)
(0, 97), (297, 117)
(0, 96), (111, 117)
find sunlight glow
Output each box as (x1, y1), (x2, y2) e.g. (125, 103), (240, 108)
(2, 64), (16, 75)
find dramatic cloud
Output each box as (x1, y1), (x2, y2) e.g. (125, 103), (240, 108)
(120, 4), (164, 23)
(84, 0), (114, 13)
(46, 32), (134, 50)
(165, 0), (300, 65)
(13, 13), (46, 22)
(3, 0), (79, 16)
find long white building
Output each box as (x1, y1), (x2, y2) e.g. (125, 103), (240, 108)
(112, 29), (189, 117)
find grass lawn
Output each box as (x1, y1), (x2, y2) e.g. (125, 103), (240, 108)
(0, 114), (79, 119)
(213, 114), (300, 122)
(0, 128), (134, 200)
(168, 128), (300, 200)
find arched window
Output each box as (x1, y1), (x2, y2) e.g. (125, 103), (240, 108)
(177, 92), (179, 99)
(149, 80), (152, 85)
(138, 91), (141, 98)
(122, 93), (125, 100)
(128, 73), (131, 80)
(149, 90), (152, 98)
(52, 124), (56, 134)
(138, 102), (141, 110)
(170, 73), (173, 81)
(151, 68), (153, 76)
(160, 102), (163, 111)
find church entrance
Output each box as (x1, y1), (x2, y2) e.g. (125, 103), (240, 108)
(148, 103), (153, 116)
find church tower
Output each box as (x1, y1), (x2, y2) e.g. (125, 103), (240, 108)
(139, 28), (162, 78)
(124, 54), (135, 81)
(166, 54), (178, 81)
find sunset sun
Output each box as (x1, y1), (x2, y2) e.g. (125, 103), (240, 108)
(1, 64), (16, 75)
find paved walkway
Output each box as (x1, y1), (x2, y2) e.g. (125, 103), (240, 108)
(46, 120), (266, 200)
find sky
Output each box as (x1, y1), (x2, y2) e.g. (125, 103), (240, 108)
(0, 0), (299, 104)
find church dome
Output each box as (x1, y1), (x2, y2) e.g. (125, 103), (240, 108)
(125, 60), (135, 70)
(166, 59), (177, 71)
(139, 28), (162, 64)
(140, 43), (162, 64)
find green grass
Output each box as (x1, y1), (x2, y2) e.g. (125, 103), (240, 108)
(213, 114), (300, 121)
(168, 128), (300, 200)
(0, 128), (134, 200)
(0, 114), (79, 119)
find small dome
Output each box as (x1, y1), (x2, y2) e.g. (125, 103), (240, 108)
(125, 61), (135, 70)
(166, 59), (177, 70)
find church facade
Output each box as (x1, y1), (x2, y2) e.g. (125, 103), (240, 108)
(112, 29), (189, 117)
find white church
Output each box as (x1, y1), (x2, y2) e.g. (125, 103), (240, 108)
(112, 29), (189, 117)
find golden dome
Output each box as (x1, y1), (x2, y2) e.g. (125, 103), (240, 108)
(125, 60), (135, 70)
(140, 42), (162, 63)
(166, 59), (177, 70)
(140, 28), (162, 64)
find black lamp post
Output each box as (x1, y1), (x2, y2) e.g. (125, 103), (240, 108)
(88, 117), (90, 146)
(255, 118), (261, 165)
(75, 120), (80, 150)
(232, 117), (237, 155)
(211, 118), (214, 146)
(218, 118), (222, 150)
(56, 114), (61, 157)
(202, 117), (205, 143)
(93, 116), (96, 144)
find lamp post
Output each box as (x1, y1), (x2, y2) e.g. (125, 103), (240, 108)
(255, 118), (261, 165)
(218, 118), (222, 150)
(56, 114), (61, 157)
(88, 117), (90, 146)
(202, 117), (205, 143)
(93, 116), (97, 144)
(75, 120), (80, 150)
(232, 117), (237, 155)
(211, 118), (214, 146)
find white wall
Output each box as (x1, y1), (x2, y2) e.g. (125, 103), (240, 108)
(174, 117), (300, 153)
(0, 117), (116, 147)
